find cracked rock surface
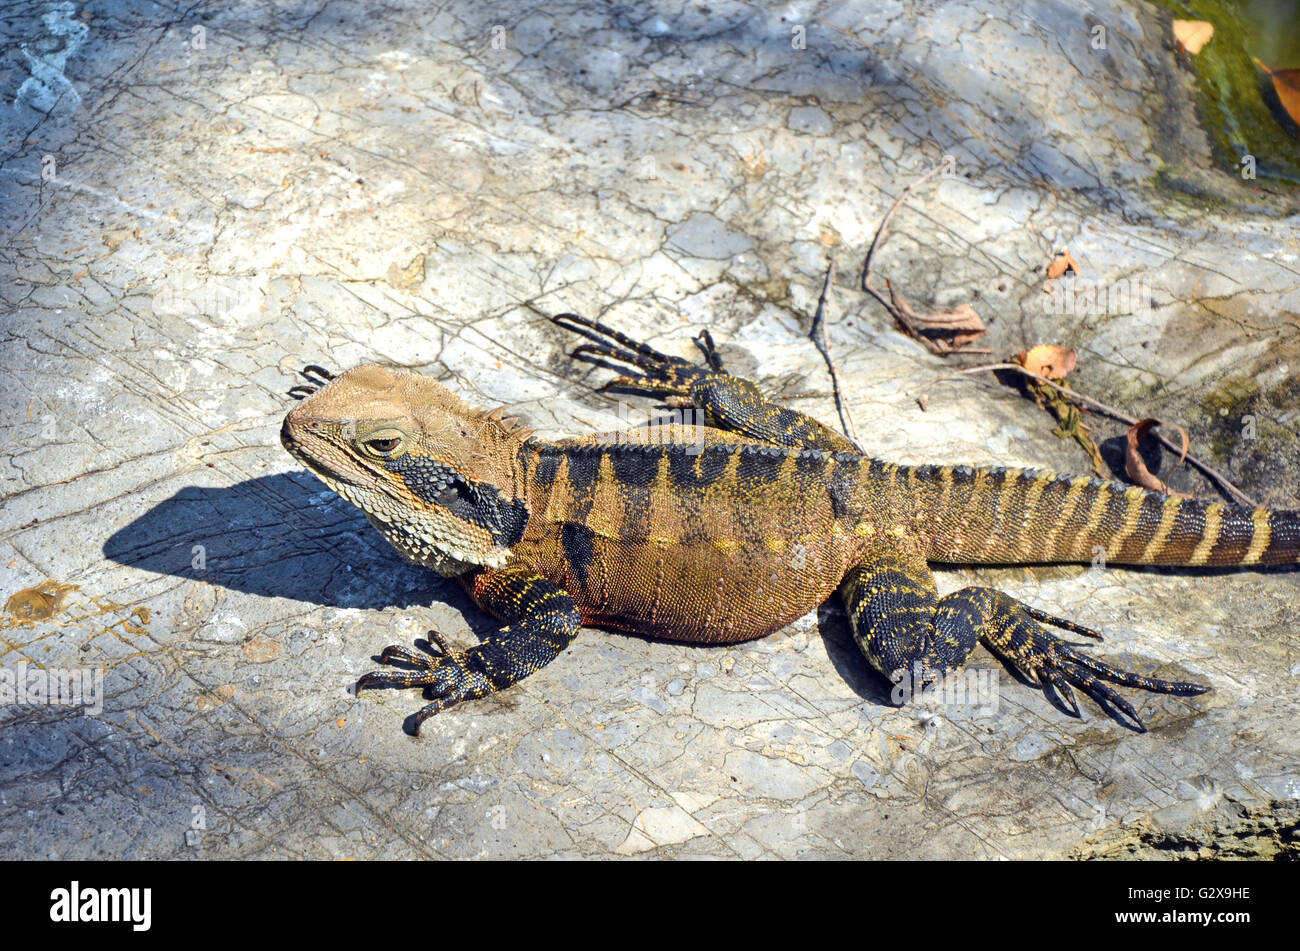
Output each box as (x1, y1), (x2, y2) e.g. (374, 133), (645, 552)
(1, 0), (1297, 859)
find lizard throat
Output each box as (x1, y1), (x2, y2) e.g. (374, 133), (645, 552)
(291, 455), (512, 575)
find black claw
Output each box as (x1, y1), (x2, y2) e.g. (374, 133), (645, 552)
(286, 364), (335, 400)
(569, 343), (664, 381)
(1055, 643), (1209, 698)
(411, 701), (445, 734)
(984, 598), (1209, 732)
(693, 328), (724, 371)
(378, 644), (424, 666)
(1022, 604), (1104, 641)
(573, 344), (644, 370)
(552, 311), (719, 408)
(358, 668), (431, 690)
(1095, 687), (1146, 734)
(552, 312), (675, 363)
(424, 630), (455, 655)
(1040, 670), (1081, 719)
(1054, 659), (1149, 733)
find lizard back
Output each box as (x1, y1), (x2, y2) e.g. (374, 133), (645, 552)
(507, 428), (879, 643)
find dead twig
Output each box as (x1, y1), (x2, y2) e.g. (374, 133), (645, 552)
(859, 156), (957, 293)
(808, 260), (861, 448)
(860, 156), (980, 353)
(920, 363), (1259, 507)
(618, 89), (703, 109)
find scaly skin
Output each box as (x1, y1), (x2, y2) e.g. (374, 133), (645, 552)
(281, 314), (1300, 734)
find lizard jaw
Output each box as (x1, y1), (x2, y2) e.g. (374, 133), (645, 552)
(322, 473), (511, 575)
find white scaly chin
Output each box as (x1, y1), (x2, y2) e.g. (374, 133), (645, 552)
(314, 471), (511, 575)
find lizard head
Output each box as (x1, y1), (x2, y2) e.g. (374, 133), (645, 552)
(281, 364), (535, 576)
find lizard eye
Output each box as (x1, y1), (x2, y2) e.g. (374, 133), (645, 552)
(357, 428), (406, 458)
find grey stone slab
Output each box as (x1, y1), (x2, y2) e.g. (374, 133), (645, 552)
(0, 0), (1296, 860)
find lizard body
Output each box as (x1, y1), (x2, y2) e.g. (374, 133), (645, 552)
(281, 315), (1299, 733)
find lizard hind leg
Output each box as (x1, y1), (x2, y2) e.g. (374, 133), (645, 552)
(841, 547), (1209, 731)
(841, 547), (979, 700)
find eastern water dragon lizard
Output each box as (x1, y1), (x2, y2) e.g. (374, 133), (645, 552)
(280, 314), (1300, 734)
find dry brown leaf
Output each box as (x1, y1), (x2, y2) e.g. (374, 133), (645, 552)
(1256, 59), (1300, 126)
(1046, 248), (1080, 280)
(1015, 344), (1077, 380)
(1173, 19), (1214, 55)
(916, 302), (984, 339)
(1125, 418), (1192, 497)
(887, 280), (986, 352)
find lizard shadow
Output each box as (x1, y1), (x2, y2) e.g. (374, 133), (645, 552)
(101, 471), (491, 625)
(813, 602), (900, 709)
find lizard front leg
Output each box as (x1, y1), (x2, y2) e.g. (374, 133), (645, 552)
(554, 312), (857, 452)
(841, 545), (1207, 731)
(357, 569), (581, 734)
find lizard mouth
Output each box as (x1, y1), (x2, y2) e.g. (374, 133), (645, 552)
(280, 418), (328, 476)
(280, 418), (387, 496)
(282, 442), (356, 490)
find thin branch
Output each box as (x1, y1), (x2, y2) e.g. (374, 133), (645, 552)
(860, 156), (955, 293)
(808, 260), (861, 448)
(857, 156), (962, 353)
(618, 89), (704, 109)
(920, 363), (1259, 507)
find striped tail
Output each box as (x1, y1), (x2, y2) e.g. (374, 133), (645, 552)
(903, 463), (1300, 567)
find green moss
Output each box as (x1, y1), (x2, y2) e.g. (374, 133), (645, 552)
(1151, 163), (1237, 209)
(1198, 376), (1263, 458)
(1152, 0), (1300, 185)
(1266, 370), (1300, 411)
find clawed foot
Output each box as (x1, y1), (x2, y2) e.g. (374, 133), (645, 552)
(552, 312), (722, 403)
(287, 364), (334, 400)
(357, 631), (491, 734)
(983, 597), (1209, 732)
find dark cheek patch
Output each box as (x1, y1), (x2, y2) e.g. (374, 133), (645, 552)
(383, 453), (459, 503)
(383, 454), (530, 547)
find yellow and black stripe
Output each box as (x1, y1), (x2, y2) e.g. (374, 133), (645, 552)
(910, 465), (1300, 567)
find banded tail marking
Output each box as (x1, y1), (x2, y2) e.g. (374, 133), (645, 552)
(907, 464), (1300, 567)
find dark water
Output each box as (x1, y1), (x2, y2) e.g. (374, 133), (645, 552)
(1231, 0), (1300, 66)
(1162, 0), (1300, 183)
